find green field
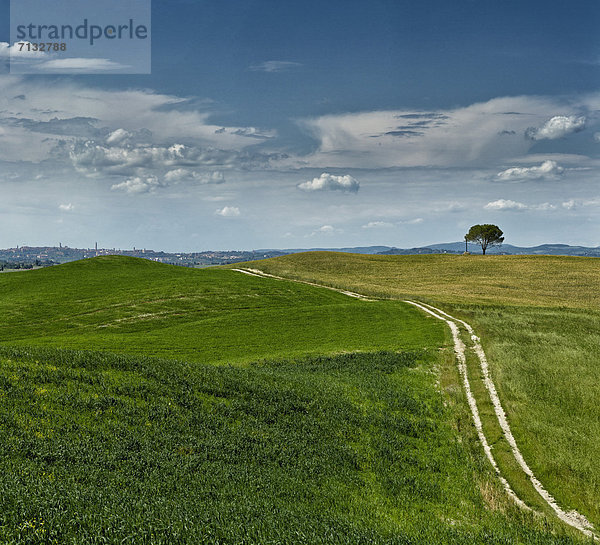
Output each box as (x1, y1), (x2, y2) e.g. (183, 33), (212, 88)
(246, 251), (600, 308)
(248, 251), (600, 533)
(0, 256), (440, 363)
(0, 254), (593, 543)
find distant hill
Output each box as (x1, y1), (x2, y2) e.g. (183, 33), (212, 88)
(263, 242), (600, 257)
(402, 242), (600, 257)
(377, 246), (455, 255)
(257, 246), (392, 255)
(2, 242), (600, 270)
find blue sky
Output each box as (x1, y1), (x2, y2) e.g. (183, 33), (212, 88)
(0, 0), (599, 250)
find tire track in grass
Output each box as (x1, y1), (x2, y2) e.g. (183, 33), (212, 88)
(232, 267), (597, 539)
(231, 268), (373, 300)
(403, 301), (529, 512)
(413, 301), (596, 539)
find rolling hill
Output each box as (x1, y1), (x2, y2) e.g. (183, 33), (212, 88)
(0, 255), (439, 363)
(0, 255), (591, 543)
(242, 251), (600, 534)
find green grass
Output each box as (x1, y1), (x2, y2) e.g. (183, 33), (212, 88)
(243, 251), (600, 308)
(245, 251), (600, 532)
(0, 254), (594, 543)
(455, 304), (600, 526)
(0, 256), (442, 363)
(0, 346), (581, 544)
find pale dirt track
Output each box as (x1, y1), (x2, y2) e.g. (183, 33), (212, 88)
(232, 267), (597, 539)
(231, 268), (373, 299)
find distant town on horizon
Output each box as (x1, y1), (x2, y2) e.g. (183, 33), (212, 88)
(3, 241), (600, 270)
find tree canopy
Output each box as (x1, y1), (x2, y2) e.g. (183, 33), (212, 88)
(465, 224), (504, 255)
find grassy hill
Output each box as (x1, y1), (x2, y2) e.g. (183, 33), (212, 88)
(242, 251), (600, 533)
(0, 255), (441, 363)
(0, 255), (591, 543)
(243, 251), (600, 308)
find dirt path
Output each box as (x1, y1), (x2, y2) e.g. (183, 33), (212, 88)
(231, 268), (373, 300)
(232, 267), (597, 539)
(403, 300), (529, 511)
(413, 301), (596, 537)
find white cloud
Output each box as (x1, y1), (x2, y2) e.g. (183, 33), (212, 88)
(318, 225), (335, 233)
(594, 132), (600, 143)
(562, 198), (600, 210)
(106, 128), (132, 146)
(111, 176), (162, 194)
(0, 76), (277, 166)
(69, 141), (251, 179)
(496, 160), (564, 181)
(248, 61), (302, 72)
(0, 44), (128, 73)
(309, 224), (343, 236)
(59, 203), (74, 211)
(36, 58), (129, 71)
(485, 199), (528, 211)
(164, 169), (225, 184)
(291, 96), (596, 169)
(525, 115), (586, 140)
(362, 221), (394, 229)
(0, 76), (596, 182)
(297, 172), (360, 193)
(164, 168), (192, 182)
(70, 142), (166, 176)
(484, 199), (556, 211)
(216, 206), (240, 217)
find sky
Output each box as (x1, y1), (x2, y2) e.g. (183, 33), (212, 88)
(0, 0), (599, 251)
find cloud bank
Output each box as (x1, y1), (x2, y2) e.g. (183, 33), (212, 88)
(496, 160), (564, 181)
(111, 176), (163, 194)
(484, 199), (556, 211)
(164, 169), (225, 184)
(295, 97), (594, 169)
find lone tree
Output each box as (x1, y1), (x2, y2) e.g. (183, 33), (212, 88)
(465, 224), (504, 255)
